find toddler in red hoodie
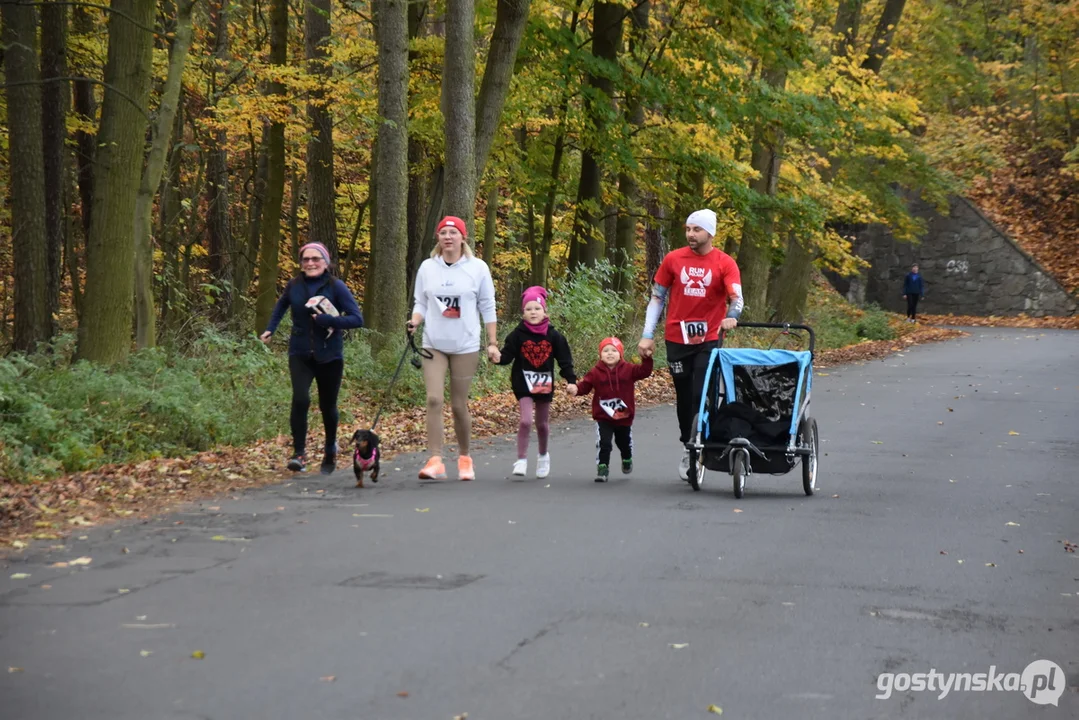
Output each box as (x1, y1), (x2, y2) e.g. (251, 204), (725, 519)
(569, 337), (653, 481)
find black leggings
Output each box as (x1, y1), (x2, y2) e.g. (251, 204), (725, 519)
(596, 422), (633, 465)
(906, 294), (921, 319)
(289, 355), (344, 456)
(666, 340), (719, 443)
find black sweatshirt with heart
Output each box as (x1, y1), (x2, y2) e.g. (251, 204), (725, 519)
(496, 321), (577, 402)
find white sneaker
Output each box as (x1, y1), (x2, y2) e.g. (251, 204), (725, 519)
(512, 459), (528, 476)
(536, 454), (551, 479)
(678, 447), (691, 481)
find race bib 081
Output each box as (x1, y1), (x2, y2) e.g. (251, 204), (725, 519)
(523, 370), (553, 394)
(680, 320), (708, 344)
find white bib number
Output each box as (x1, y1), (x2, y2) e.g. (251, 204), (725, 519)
(523, 370), (553, 394)
(680, 320), (708, 344)
(436, 295), (461, 318)
(599, 397), (629, 419)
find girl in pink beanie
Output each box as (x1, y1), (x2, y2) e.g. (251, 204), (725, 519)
(494, 286), (577, 479)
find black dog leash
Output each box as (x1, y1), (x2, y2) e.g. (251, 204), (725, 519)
(369, 331), (432, 432)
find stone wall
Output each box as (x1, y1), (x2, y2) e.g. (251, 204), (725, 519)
(846, 194), (1077, 317)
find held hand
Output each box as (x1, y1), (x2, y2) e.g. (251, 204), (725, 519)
(637, 338), (655, 358)
(903, 294), (907, 299)
(720, 318), (738, 331)
(487, 344), (501, 363)
(259, 331), (272, 345)
(405, 320), (417, 336)
(566, 384), (578, 397)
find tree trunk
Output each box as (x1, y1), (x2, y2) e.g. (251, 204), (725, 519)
(831, 0), (863, 59)
(159, 105), (184, 330)
(306, 0), (338, 260)
(611, 0), (649, 296)
(233, 135), (268, 317)
(254, 0), (290, 333)
(570, 1), (624, 270)
(41, 0), (68, 339)
(861, 0), (907, 74)
(3, 0), (50, 351)
(540, 1), (581, 274)
(644, 196), (663, 284)
(441, 0), (476, 230)
(771, 231), (814, 322)
(666, 171), (703, 251)
(480, 181), (498, 262)
(77, 0), (155, 363)
(737, 64), (787, 321)
(135, 0), (195, 350)
(473, 0), (531, 183)
(72, 4), (96, 238)
(206, 0), (233, 315)
(769, 0), (906, 318)
(366, 0), (409, 343)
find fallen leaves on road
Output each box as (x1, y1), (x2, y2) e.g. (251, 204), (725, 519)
(669, 643), (689, 649)
(69, 557), (92, 566)
(1008, 431), (1021, 436)
(140, 650), (153, 657)
(415, 508), (430, 513)
(396, 691), (410, 698)
(707, 705), (724, 715)
(10, 573), (30, 579)
(191, 650), (205, 659)
(8, 667), (24, 673)
(1006, 522), (1020, 527)
(320, 675), (336, 683)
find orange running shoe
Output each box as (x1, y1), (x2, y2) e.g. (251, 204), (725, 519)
(418, 456), (446, 479)
(457, 455), (475, 481)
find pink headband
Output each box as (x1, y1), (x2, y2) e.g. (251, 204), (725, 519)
(299, 242), (331, 264)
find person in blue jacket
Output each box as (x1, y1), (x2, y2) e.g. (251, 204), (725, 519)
(902, 263), (925, 323)
(260, 242), (363, 474)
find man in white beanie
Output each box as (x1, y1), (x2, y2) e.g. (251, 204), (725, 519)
(638, 208), (743, 482)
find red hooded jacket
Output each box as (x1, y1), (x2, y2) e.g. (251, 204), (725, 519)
(575, 356), (653, 426)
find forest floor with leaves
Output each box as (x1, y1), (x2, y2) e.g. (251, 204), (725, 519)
(968, 147), (1079, 295)
(0, 322), (968, 550)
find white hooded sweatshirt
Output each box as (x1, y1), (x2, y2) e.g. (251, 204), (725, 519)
(412, 254), (497, 354)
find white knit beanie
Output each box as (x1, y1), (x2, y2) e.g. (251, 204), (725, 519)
(685, 209), (717, 237)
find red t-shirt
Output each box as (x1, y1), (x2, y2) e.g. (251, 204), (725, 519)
(654, 247), (741, 345)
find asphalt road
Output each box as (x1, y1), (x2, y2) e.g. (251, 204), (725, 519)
(1, 327), (1077, 720)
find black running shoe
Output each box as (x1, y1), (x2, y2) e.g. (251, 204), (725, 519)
(320, 453), (336, 475)
(287, 454), (306, 472)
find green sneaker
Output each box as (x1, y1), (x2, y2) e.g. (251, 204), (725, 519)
(595, 464), (609, 482)
(622, 458), (633, 474)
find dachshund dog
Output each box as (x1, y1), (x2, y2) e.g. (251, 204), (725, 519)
(350, 429), (381, 488)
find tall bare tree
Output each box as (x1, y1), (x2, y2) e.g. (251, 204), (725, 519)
(366, 0), (409, 342)
(254, 0), (290, 332)
(3, 0), (50, 351)
(770, 0), (908, 320)
(77, 0), (155, 363)
(569, 1), (624, 270)
(441, 0), (476, 229)
(306, 0), (338, 259)
(205, 0), (234, 316)
(41, 0), (68, 338)
(135, 0), (196, 349)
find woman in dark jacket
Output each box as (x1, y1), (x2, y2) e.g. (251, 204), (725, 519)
(260, 242), (363, 474)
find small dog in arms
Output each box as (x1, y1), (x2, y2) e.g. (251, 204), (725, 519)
(305, 296), (340, 336)
(350, 429), (380, 488)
